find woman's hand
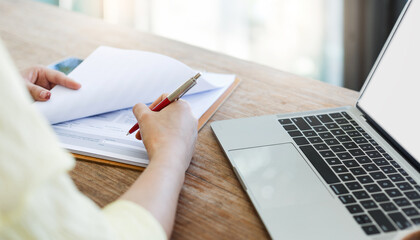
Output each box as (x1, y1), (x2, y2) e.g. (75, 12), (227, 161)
(132, 94), (198, 172)
(21, 66), (81, 101)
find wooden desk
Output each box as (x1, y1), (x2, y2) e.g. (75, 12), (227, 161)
(0, 0), (358, 239)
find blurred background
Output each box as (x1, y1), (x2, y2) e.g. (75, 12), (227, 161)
(34, 0), (407, 90)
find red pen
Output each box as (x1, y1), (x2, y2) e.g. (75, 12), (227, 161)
(126, 73), (201, 136)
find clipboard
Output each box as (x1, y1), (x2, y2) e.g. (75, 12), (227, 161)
(72, 77), (240, 171)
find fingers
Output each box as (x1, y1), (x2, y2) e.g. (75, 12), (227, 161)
(41, 67), (81, 90)
(403, 231), (420, 240)
(133, 103), (151, 122)
(135, 131), (142, 140)
(149, 93), (169, 110)
(26, 82), (51, 101)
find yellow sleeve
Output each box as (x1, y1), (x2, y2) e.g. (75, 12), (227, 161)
(0, 39), (165, 240)
(103, 200), (167, 240)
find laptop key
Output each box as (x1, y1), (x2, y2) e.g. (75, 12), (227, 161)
(313, 144), (328, 151)
(292, 117), (311, 131)
(380, 202), (398, 212)
(347, 204), (364, 214)
(341, 112), (352, 120)
(343, 142), (358, 149)
(383, 153), (393, 160)
(372, 193), (390, 202)
(279, 119), (292, 125)
(389, 174), (405, 182)
(339, 195), (356, 204)
(331, 129), (345, 136)
(385, 189), (403, 198)
(366, 151), (382, 159)
(361, 200), (378, 209)
(332, 165), (348, 174)
(330, 145), (346, 153)
(336, 118), (349, 125)
(378, 180), (394, 189)
(412, 218), (420, 225)
(324, 138), (340, 146)
(346, 181), (363, 190)
(359, 144), (374, 151)
(288, 131), (303, 137)
(325, 123), (339, 129)
(373, 158), (389, 166)
(349, 167), (366, 176)
(362, 225), (380, 235)
(358, 175), (374, 184)
(362, 164), (379, 172)
(339, 173), (356, 182)
(319, 150), (335, 158)
(413, 201), (420, 209)
(302, 130), (317, 137)
(390, 161), (401, 168)
(399, 169), (409, 176)
(317, 114), (334, 123)
(348, 131), (361, 137)
(283, 124), (297, 131)
(299, 145), (340, 184)
(337, 152), (352, 160)
(304, 116), (322, 126)
(308, 137), (322, 144)
(293, 137), (310, 146)
(354, 214), (372, 224)
(354, 190), (370, 200)
(313, 126), (328, 132)
(329, 113), (343, 119)
(396, 182), (413, 191)
(365, 184), (381, 193)
(337, 136), (352, 142)
(343, 160), (359, 168)
(349, 149), (364, 156)
(330, 183), (349, 195)
(402, 207), (419, 217)
(407, 177), (417, 185)
(354, 137), (368, 144)
(405, 191), (420, 200)
(368, 209), (397, 232)
(381, 166), (397, 174)
(394, 197), (411, 207)
(370, 171), (387, 180)
(319, 132), (334, 139)
(389, 212), (412, 229)
(341, 125), (355, 131)
(326, 158), (341, 165)
(355, 156), (372, 164)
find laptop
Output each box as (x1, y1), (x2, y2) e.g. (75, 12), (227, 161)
(211, 1), (420, 239)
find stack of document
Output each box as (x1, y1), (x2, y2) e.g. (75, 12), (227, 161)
(35, 46), (236, 167)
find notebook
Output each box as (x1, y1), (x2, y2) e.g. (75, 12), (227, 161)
(35, 46), (239, 168)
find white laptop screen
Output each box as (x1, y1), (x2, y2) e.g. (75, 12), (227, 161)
(357, 0), (420, 164)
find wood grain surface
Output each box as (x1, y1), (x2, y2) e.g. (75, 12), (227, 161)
(0, 0), (359, 239)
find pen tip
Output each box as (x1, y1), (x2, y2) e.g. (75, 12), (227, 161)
(126, 132), (130, 136)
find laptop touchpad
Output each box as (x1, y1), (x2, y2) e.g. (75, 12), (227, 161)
(230, 143), (333, 209)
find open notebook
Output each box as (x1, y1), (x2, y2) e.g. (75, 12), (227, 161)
(35, 46), (238, 167)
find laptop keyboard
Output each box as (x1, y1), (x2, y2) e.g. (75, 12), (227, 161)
(279, 112), (420, 235)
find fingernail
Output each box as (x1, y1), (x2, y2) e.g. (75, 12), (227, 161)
(40, 91), (50, 100)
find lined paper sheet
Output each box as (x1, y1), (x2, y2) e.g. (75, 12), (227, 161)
(35, 46), (229, 124)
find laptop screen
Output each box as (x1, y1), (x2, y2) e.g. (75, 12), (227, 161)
(357, 0), (420, 164)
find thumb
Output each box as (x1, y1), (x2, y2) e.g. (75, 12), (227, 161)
(132, 103), (151, 123)
(25, 82), (51, 101)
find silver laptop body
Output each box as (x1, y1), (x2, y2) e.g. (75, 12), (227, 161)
(211, 1), (420, 239)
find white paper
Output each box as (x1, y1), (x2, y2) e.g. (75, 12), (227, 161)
(52, 72), (235, 166)
(35, 46), (228, 124)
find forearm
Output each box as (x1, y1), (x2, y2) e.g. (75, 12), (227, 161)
(120, 154), (187, 238)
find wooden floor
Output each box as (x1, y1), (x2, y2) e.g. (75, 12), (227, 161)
(0, 0), (359, 239)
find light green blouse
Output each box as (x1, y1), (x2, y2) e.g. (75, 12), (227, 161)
(0, 40), (166, 240)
